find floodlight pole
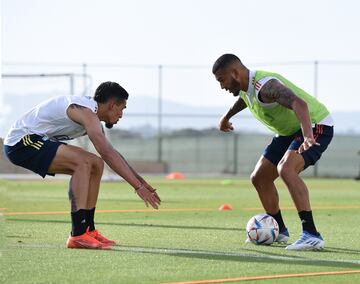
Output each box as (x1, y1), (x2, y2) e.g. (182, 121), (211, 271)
(313, 60), (319, 177)
(157, 65), (163, 163)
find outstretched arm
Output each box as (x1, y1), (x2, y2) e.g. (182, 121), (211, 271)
(67, 105), (161, 209)
(219, 97), (247, 132)
(259, 79), (319, 153)
(115, 150), (161, 202)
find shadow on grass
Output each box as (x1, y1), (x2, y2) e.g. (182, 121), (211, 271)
(113, 244), (360, 269)
(6, 218), (244, 232)
(324, 246), (360, 254)
(241, 247), (307, 260)
(242, 244), (360, 256)
(6, 220), (360, 265)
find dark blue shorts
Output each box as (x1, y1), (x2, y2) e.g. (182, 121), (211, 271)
(263, 124), (334, 169)
(3, 134), (65, 178)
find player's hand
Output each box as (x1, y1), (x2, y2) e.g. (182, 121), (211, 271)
(141, 179), (161, 202)
(219, 115), (234, 132)
(297, 137), (320, 154)
(135, 184), (161, 209)
(141, 180), (162, 203)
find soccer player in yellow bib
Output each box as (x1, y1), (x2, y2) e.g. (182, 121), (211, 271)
(213, 54), (334, 250)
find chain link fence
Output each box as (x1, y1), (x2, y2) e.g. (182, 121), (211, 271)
(1, 61), (360, 178)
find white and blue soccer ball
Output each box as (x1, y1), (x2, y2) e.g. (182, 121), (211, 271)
(246, 214), (279, 245)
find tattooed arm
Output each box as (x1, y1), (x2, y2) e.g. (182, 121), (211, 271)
(219, 98), (247, 132)
(259, 79), (320, 152)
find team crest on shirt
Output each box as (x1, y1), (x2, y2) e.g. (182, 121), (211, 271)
(255, 81), (262, 91)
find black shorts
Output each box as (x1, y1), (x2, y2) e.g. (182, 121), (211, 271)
(263, 124), (334, 169)
(3, 134), (65, 178)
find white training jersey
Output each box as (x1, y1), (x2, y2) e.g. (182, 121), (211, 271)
(4, 95), (98, 146)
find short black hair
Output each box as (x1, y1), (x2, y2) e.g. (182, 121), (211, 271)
(212, 54), (241, 74)
(94, 81), (129, 103)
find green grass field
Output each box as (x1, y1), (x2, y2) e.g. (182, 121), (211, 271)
(1, 177), (359, 284)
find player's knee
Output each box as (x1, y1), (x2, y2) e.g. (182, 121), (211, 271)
(91, 155), (104, 175)
(75, 153), (98, 173)
(277, 161), (291, 180)
(250, 170), (262, 187)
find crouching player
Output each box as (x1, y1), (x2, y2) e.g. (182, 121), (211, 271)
(3, 81), (161, 249)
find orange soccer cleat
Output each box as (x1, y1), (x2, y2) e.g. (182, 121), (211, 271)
(66, 231), (111, 249)
(87, 229), (117, 246)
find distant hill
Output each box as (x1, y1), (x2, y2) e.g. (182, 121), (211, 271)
(1, 93), (359, 137)
(121, 96), (360, 135)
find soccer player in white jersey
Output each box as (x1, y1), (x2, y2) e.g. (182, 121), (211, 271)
(3, 81), (161, 249)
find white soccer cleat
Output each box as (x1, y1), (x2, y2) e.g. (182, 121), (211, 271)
(285, 231), (324, 251)
(275, 228), (290, 244)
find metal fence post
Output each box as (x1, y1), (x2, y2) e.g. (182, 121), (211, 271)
(69, 74), (74, 96)
(233, 133), (239, 175)
(314, 60), (319, 177)
(157, 65), (163, 163)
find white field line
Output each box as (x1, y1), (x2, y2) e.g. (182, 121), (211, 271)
(6, 243), (360, 266)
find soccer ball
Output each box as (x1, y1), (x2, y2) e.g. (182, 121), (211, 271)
(246, 214), (279, 245)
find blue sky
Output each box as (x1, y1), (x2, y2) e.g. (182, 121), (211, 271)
(1, 0), (360, 114)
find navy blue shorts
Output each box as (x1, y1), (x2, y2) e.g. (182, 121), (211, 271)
(263, 124), (334, 169)
(3, 134), (65, 178)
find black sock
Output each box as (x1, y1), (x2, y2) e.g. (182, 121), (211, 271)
(298, 210), (319, 235)
(85, 207), (96, 231)
(267, 210), (286, 232)
(71, 209), (87, 236)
